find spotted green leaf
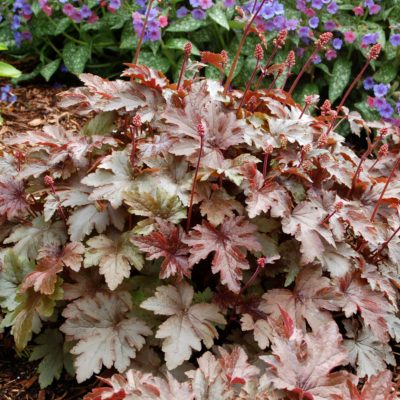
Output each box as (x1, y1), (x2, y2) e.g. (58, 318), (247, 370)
(329, 58), (351, 104)
(40, 59), (61, 82)
(208, 7), (230, 30)
(63, 43), (90, 75)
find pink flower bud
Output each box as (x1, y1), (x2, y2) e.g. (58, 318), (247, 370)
(369, 44), (381, 60)
(334, 201), (344, 212)
(197, 123), (206, 138)
(44, 175), (54, 187)
(254, 43), (264, 61)
(132, 114), (142, 127)
(184, 42), (192, 56)
(316, 32), (333, 50)
(257, 257), (266, 268)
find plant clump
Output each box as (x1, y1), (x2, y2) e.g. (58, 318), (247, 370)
(0, 27), (400, 399)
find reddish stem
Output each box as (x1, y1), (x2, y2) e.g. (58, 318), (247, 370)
(186, 136), (205, 232)
(133, 0), (155, 65)
(267, 69), (283, 91)
(223, 0), (268, 95)
(373, 225), (400, 260)
(325, 59), (372, 135)
(299, 103), (309, 120)
(288, 50), (316, 95)
(263, 153), (269, 178)
(177, 54), (189, 91)
(239, 59), (260, 108)
(348, 132), (385, 197)
(129, 126), (137, 169)
(370, 157), (400, 222)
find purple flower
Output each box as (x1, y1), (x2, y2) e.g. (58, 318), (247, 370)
(285, 18), (298, 31)
(261, 4), (275, 19)
(223, 0), (235, 7)
(273, 2), (284, 14)
(176, 6), (189, 17)
(80, 5), (92, 18)
(296, 0), (307, 12)
(332, 38), (343, 50)
(273, 15), (285, 29)
(378, 102), (394, 118)
(363, 77), (374, 90)
(362, 33), (379, 46)
(199, 0), (213, 9)
(309, 16), (319, 29)
(396, 101), (400, 114)
(11, 15), (21, 30)
(311, 0), (323, 9)
(191, 8), (206, 20)
(390, 34), (400, 47)
(369, 3), (381, 14)
(312, 54), (321, 64)
(108, 0), (121, 11)
(189, 0), (200, 7)
(373, 97), (386, 109)
(327, 1), (338, 14)
(299, 26), (310, 38)
(373, 83), (389, 98)
(324, 20), (336, 31)
(148, 29), (161, 41)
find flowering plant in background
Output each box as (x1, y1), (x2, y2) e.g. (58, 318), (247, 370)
(1, 5), (400, 392)
(0, 0), (399, 126)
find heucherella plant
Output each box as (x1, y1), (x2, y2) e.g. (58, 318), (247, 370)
(1, 10), (400, 399)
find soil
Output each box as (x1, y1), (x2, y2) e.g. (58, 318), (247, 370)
(0, 85), (88, 140)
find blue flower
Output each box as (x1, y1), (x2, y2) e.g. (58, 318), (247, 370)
(191, 8), (206, 19)
(311, 0), (323, 9)
(176, 6), (189, 18)
(309, 16), (319, 29)
(362, 33), (379, 46)
(373, 83), (389, 98)
(332, 38), (343, 50)
(363, 77), (374, 90)
(389, 34), (400, 47)
(299, 26), (310, 38)
(327, 1), (338, 14)
(378, 102), (394, 118)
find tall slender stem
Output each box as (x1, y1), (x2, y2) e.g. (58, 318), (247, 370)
(187, 128), (205, 232)
(373, 225), (400, 260)
(133, 0), (155, 65)
(370, 157), (400, 222)
(239, 53), (261, 108)
(223, 0), (268, 95)
(288, 50), (316, 95)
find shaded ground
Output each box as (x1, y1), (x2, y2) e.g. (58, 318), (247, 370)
(0, 85), (88, 140)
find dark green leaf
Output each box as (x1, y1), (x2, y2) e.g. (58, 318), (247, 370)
(63, 43), (90, 75)
(40, 59), (61, 82)
(208, 7), (230, 30)
(167, 16), (206, 32)
(329, 58), (351, 103)
(81, 111), (117, 136)
(164, 39), (200, 56)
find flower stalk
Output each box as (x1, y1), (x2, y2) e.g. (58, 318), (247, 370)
(177, 42), (192, 91)
(44, 175), (67, 223)
(239, 44), (263, 109)
(130, 114), (142, 169)
(133, 0), (156, 65)
(289, 32), (333, 95)
(223, 0), (268, 95)
(186, 124), (206, 232)
(370, 156), (400, 222)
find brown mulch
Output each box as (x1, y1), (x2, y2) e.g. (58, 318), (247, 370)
(0, 334), (99, 400)
(0, 85), (88, 139)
